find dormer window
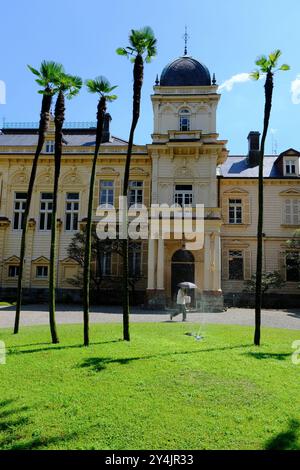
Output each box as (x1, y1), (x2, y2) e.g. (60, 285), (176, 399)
(285, 159), (297, 176)
(179, 109), (190, 131)
(45, 141), (55, 153)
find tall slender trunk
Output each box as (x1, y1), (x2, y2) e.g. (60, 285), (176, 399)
(254, 71), (273, 346)
(49, 90), (65, 344)
(122, 54), (144, 342)
(83, 96), (106, 346)
(14, 89), (52, 334)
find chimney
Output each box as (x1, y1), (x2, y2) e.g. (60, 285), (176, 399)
(247, 131), (260, 166)
(102, 113), (112, 143)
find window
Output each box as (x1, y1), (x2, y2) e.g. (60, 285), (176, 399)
(286, 252), (300, 282)
(285, 159), (297, 175)
(99, 252), (111, 276)
(39, 192), (53, 231)
(229, 199), (243, 224)
(285, 199), (300, 225)
(179, 109), (190, 131)
(65, 193), (79, 231)
(129, 181), (143, 207)
(174, 184), (193, 207)
(229, 250), (244, 280)
(36, 266), (48, 278)
(45, 141), (55, 153)
(13, 192), (27, 230)
(99, 180), (114, 206)
(8, 265), (19, 277)
(129, 244), (141, 277)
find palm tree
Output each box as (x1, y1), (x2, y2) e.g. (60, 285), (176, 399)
(83, 77), (117, 346)
(14, 61), (64, 335)
(116, 26), (157, 341)
(251, 50), (290, 345)
(49, 73), (82, 344)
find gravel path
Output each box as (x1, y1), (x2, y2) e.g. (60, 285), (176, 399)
(0, 304), (300, 330)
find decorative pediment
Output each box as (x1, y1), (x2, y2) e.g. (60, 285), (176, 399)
(223, 187), (249, 195)
(32, 256), (49, 264)
(36, 169), (54, 185)
(97, 167), (119, 176)
(174, 166), (194, 179)
(279, 188), (300, 197)
(5, 255), (20, 264)
(130, 167), (149, 176)
(160, 103), (177, 114)
(61, 169), (83, 186)
(10, 170), (29, 186)
(61, 257), (80, 265)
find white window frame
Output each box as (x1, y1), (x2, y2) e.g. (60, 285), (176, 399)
(8, 265), (20, 278)
(129, 246), (142, 277)
(284, 199), (300, 225)
(45, 141), (55, 153)
(284, 159), (298, 176)
(99, 180), (114, 206)
(65, 193), (80, 231)
(228, 250), (244, 280)
(174, 184), (193, 207)
(39, 192), (53, 231)
(129, 181), (143, 207)
(99, 252), (111, 276)
(179, 108), (191, 131)
(36, 266), (49, 278)
(229, 199), (243, 224)
(13, 192), (27, 230)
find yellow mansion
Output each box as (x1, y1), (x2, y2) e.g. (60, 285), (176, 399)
(0, 54), (299, 309)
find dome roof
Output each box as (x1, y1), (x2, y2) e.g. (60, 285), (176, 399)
(160, 56), (211, 87)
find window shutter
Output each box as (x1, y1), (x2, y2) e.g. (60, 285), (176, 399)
(285, 199), (292, 224)
(244, 249), (251, 280)
(293, 199), (299, 225)
(243, 196), (251, 225)
(222, 248), (229, 280)
(222, 198), (229, 224)
(278, 251), (286, 280)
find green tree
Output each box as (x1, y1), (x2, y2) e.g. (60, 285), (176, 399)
(116, 26), (157, 341)
(251, 50), (290, 345)
(14, 61), (64, 335)
(244, 271), (285, 302)
(49, 73), (82, 344)
(83, 77), (117, 346)
(286, 230), (300, 286)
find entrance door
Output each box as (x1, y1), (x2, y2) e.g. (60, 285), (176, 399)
(171, 249), (195, 305)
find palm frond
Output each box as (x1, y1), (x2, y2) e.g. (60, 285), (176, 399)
(250, 70), (261, 81)
(269, 49), (282, 67)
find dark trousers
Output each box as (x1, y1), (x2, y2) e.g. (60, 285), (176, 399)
(173, 304), (187, 320)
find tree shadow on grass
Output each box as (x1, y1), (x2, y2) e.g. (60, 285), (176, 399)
(265, 419), (300, 450)
(8, 339), (122, 356)
(243, 352), (291, 361)
(80, 343), (252, 372)
(0, 398), (78, 450)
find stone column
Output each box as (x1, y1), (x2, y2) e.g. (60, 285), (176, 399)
(203, 232), (211, 291)
(213, 232), (221, 291)
(147, 238), (156, 290)
(157, 238), (165, 290)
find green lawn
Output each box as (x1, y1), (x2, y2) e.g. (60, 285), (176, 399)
(0, 322), (300, 450)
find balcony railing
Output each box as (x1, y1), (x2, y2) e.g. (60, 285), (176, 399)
(2, 121), (97, 129)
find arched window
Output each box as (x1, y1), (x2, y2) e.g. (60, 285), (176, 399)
(179, 108), (190, 131)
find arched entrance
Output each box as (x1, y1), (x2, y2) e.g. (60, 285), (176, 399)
(171, 249), (195, 304)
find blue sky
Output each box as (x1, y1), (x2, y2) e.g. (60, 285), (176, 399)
(0, 0), (299, 155)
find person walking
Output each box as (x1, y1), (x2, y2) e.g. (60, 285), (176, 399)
(170, 287), (187, 321)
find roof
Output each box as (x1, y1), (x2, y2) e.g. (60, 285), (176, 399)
(0, 130), (128, 147)
(220, 155), (281, 178)
(160, 56), (211, 87)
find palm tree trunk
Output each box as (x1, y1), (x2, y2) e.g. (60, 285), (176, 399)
(14, 89), (52, 334)
(122, 54), (143, 342)
(83, 96), (106, 346)
(254, 71), (273, 346)
(49, 90), (65, 344)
